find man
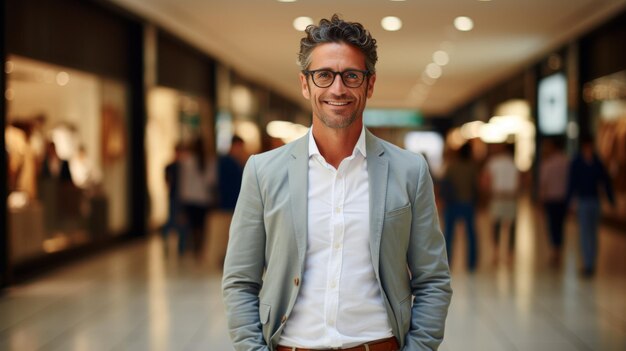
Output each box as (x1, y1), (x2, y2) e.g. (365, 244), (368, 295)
(217, 135), (247, 211)
(223, 15), (452, 351)
(482, 143), (519, 263)
(538, 137), (569, 267)
(206, 135), (247, 269)
(442, 143), (479, 271)
(566, 135), (615, 277)
(161, 143), (189, 254)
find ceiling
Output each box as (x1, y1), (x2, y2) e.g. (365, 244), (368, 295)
(108, 0), (626, 117)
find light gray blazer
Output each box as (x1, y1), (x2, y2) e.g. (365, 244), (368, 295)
(222, 130), (452, 351)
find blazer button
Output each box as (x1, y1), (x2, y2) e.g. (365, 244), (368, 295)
(281, 315), (287, 324)
(294, 277), (300, 286)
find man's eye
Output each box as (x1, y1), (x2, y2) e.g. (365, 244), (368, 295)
(344, 72), (359, 79)
(316, 71), (332, 79)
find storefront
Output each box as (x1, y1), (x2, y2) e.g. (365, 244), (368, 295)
(2, 0), (145, 284)
(580, 9), (626, 226)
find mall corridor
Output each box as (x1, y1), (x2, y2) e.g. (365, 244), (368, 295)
(0, 196), (624, 351)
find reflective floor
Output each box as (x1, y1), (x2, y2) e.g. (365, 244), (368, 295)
(0, 196), (624, 351)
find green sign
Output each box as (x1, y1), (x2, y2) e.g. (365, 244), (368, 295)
(363, 109), (423, 127)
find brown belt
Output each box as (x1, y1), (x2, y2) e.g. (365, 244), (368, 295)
(276, 336), (399, 351)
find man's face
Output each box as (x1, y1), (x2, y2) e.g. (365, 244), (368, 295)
(299, 42), (376, 130)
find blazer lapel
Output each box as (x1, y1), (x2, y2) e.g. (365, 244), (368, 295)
(366, 130), (388, 278)
(288, 135), (310, 267)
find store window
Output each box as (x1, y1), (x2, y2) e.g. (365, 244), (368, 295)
(5, 55), (129, 262)
(583, 70), (626, 223)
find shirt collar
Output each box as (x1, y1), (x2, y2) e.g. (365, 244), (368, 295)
(308, 126), (367, 159)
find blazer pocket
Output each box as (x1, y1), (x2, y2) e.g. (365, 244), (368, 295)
(259, 303), (271, 325)
(385, 203), (411, 219)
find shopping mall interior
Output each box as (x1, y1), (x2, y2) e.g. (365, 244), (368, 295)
(1, 0), (625, 350)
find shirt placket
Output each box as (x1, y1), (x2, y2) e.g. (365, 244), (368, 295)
(325, 165), (345, 345)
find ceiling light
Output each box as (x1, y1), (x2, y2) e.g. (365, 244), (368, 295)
(293, 16), (313, 31)
(454, 16), (474, 31)
(267, 120), (309, 143)
(5, 60), (14, 74)
(433, 50), (449, 66)
(5, 88), (14, 101)
(425, 63), (442, 79)
(381, 16), (402, 31)
(277, 0), (297, 2)
(460, 121), (484, 139)
(56, 71), (70, 86)
(479, 123), (508, 143)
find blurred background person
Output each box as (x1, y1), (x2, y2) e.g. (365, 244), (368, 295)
(207, 135), (247, 270)
(441, 143), (479, 271)
(179, 138), (216, 258)
(539, 137), (570, 267)
(567, 135), (615, 277)
(217, 135), (247, 211)
(6, 122), (38, 199)
(41, 141), (72, 182)
(483, 143), (519, 264)
(29, 114), (47, 174)
(162, 143), (189, 255)
(40, 140), (72, 232)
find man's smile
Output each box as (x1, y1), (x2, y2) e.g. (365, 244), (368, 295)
(324, 100), (352, 106)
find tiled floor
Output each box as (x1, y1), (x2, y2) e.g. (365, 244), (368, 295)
(0, 196), (624, 351)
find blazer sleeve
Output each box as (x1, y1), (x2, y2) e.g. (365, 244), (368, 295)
(404, 157), (452, 350)
(222, 155), (270, 351)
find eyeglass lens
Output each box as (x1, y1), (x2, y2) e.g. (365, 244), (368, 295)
(311, 70), (366, 88)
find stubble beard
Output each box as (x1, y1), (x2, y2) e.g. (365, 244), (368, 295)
(314, 92), (361, 129)
(317, 109), (358, 129)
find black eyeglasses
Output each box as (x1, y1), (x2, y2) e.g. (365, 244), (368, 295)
(303, 69), (370, 88)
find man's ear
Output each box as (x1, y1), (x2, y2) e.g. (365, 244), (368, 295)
(366, 73), (376, 99)
(300, 73), (311, 100)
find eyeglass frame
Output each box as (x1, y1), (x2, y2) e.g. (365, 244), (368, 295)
(302, 69), (371, 88)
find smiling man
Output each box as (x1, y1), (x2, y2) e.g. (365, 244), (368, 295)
(222, 14), (452, 351)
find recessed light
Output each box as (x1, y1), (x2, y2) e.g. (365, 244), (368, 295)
(5, 61), (14, 74)
(433, 51), (449, 66)
(425, 63), (442, 79)
(277, 0), (297, 3)
(293, 16), (314, 31)
(56, 71), (70, 86)
(381, 16), (402, 31)
(454, 16), (474, 31)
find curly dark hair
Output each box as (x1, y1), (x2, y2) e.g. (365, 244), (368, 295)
(298, 14), (378, 73)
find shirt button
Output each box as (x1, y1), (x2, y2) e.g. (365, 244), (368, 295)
(334, 242), (341, 249)
(281, 315), (287, 324)
(294, 277), (300, 286)
(330, 281), (336, 289)
(335, 207), (341, 213)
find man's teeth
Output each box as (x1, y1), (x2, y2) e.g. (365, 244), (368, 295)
(326, 101), (349, 106)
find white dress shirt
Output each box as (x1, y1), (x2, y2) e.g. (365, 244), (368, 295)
(279, 127), (393, 348)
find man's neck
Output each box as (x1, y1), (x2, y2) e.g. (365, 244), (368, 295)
(312, 122), (363, 169)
